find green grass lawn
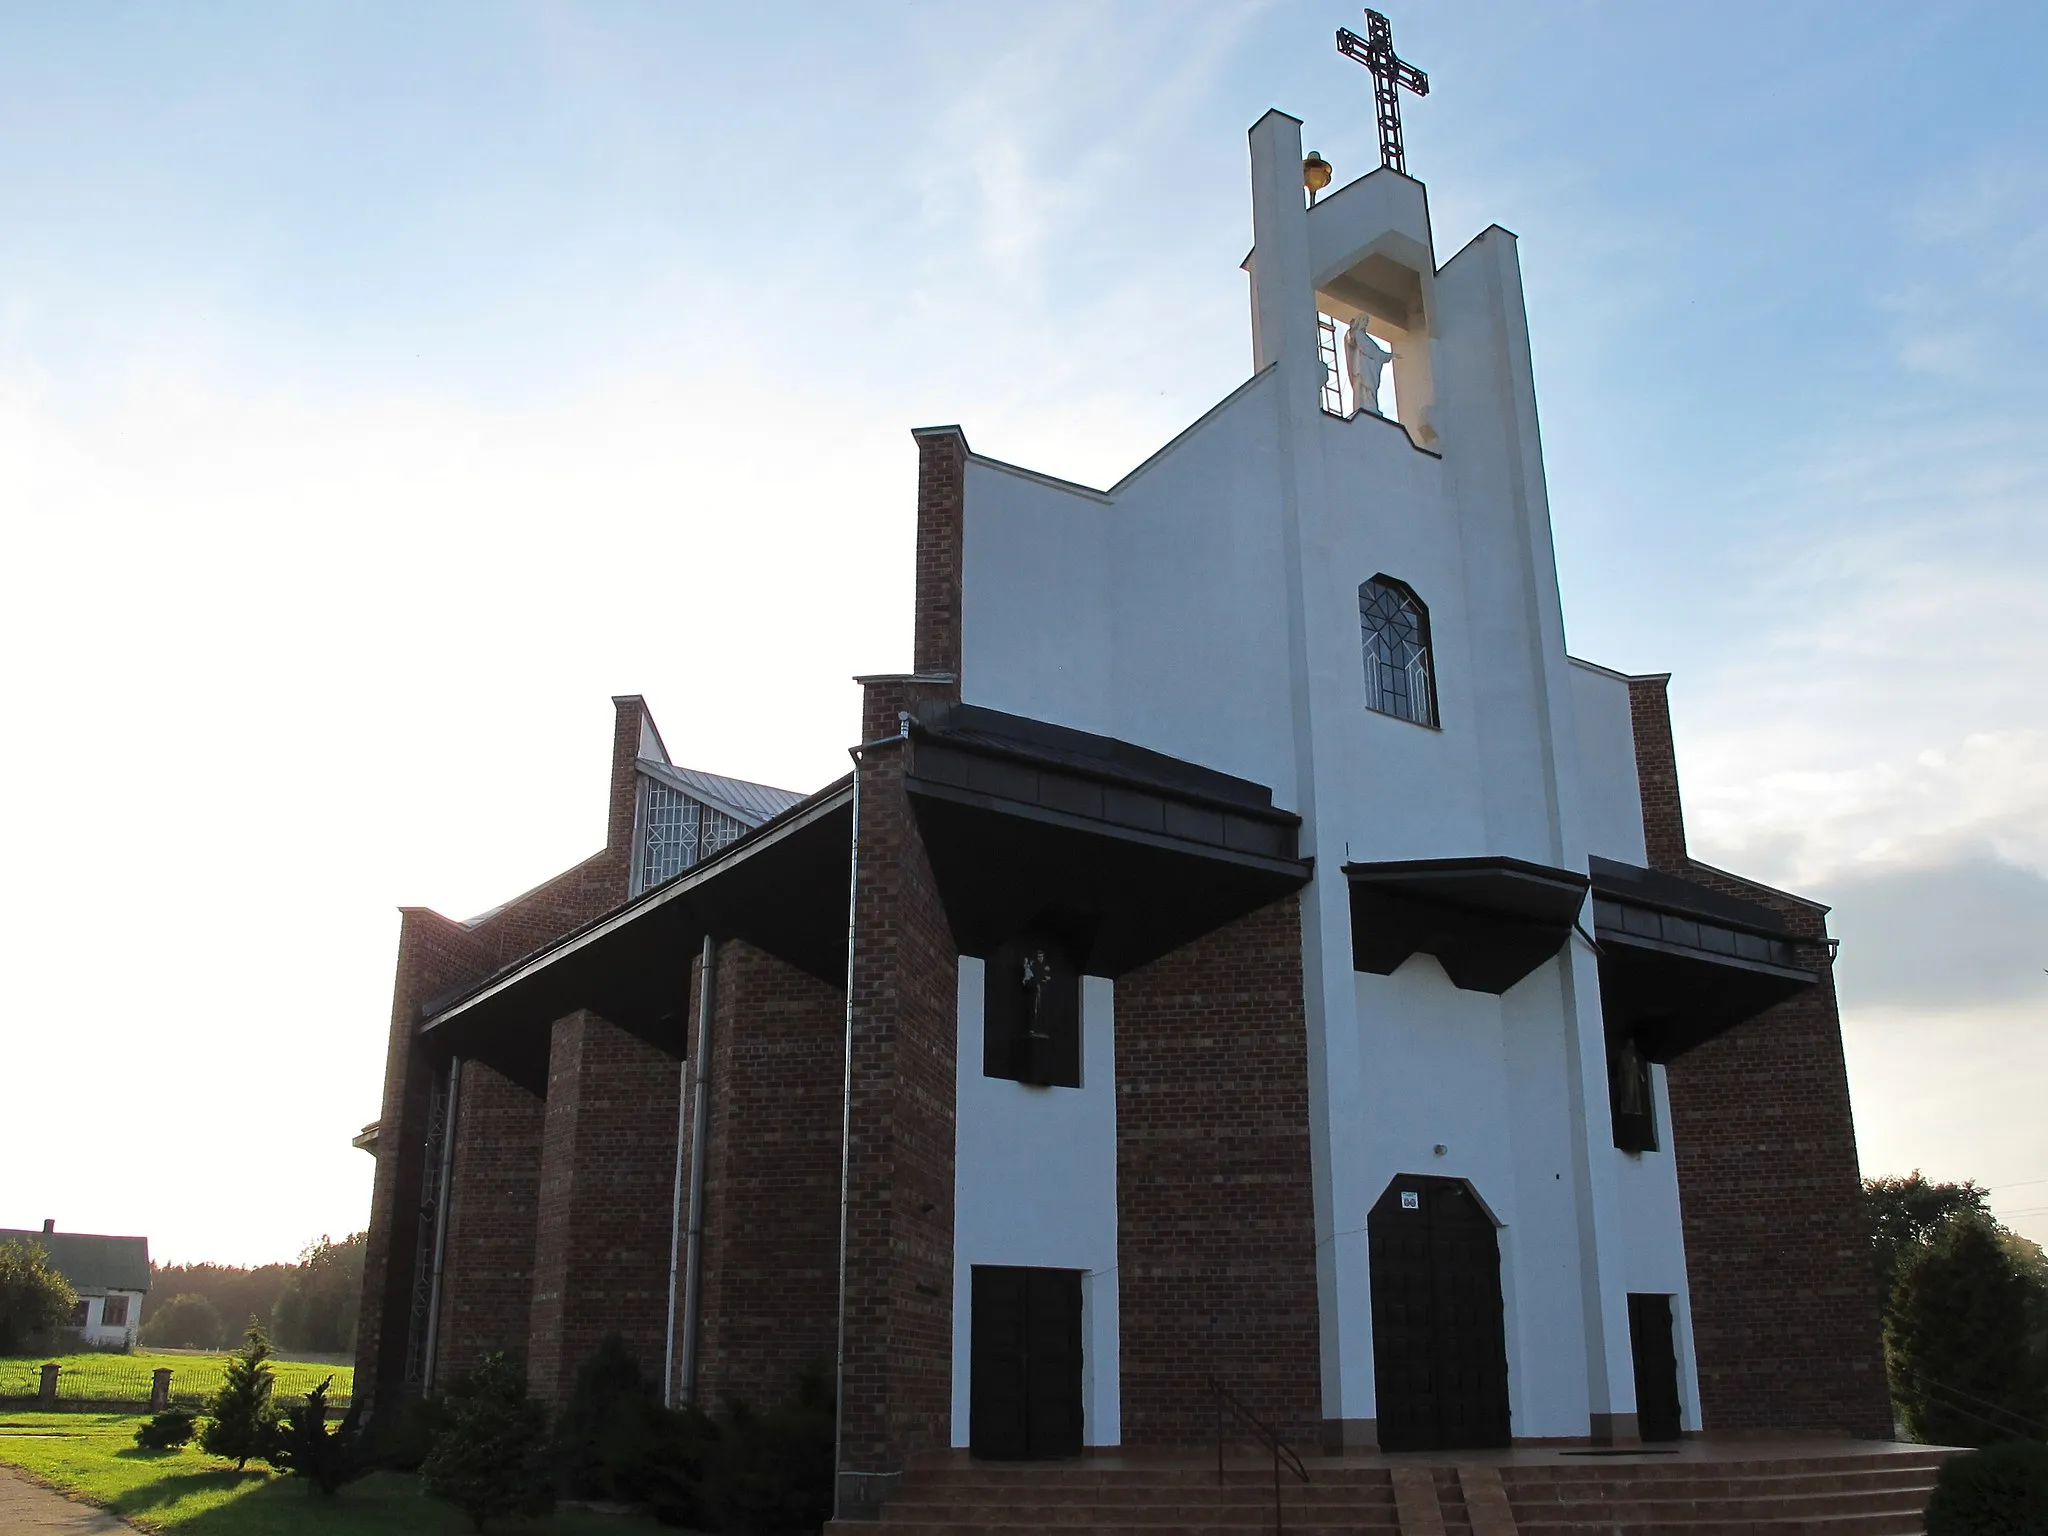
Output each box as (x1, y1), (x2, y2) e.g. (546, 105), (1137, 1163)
(0, 1353), (353, 1407)
(0, 1413), (678, 1534)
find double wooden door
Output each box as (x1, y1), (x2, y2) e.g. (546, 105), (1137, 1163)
(970, 1266), (1084, 1460)
(1368, 1175), (1511, 1451)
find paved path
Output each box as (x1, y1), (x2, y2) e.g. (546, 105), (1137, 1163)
(0, 1467), (133, 1532)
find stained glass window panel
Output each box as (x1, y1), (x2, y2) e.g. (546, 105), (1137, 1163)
(1360, 578), (1436, 727)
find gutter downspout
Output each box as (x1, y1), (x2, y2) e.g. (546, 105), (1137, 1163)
(832, 712), (911, 1523)
(420, 1055), (462, 1395)
(676, 932), (717, 1406)
(663, 987), (691, 1407)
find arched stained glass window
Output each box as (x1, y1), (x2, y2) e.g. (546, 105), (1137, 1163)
(1360, 576), (1437, 727)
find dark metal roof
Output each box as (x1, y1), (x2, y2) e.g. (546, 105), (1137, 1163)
(905, 707), (1309, 975)
(415, 706), (1314, 1082)
(1588, 857), (1796, 939)
(0, 1230), (150, 1293)
(913, 702), (1291, 820)
(1587, 858), (1817, 1061)
(418, 779), (854, 1093)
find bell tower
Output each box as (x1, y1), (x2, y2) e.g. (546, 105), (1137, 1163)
(1244, 114), (1441, 446)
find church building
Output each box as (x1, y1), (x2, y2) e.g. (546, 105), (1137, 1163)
(353, 84), (1893, 1519)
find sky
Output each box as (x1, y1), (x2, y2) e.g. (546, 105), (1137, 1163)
(0, 1), (2043, 1266)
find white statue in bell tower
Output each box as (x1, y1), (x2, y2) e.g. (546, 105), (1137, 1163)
(1345, 320), (1393, 417)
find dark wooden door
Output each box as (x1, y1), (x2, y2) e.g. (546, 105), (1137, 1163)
(970, 1266), (1083, 1460)
(1627, 1293), (1682, 1442)
(1369, 1176), (1511, 1451)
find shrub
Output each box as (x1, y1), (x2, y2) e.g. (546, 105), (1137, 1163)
(134, 1410), (198, 1450)
(1924, 1441), (2048, 1536)
(421, 1351), (554, 1532)
(0, 1238), (77, 1354)
(1888, 1215), (2048, 1446)
(698, 1365), (835, 1536)
(368, 1392), (446, 1472)
(633, 1404), (718, 1532)
(265, 1376), (369, 1496)
(555, 1333), (662, 1504)
(199, 1322), (280, 1469)
(140, 1292), (224, 1351)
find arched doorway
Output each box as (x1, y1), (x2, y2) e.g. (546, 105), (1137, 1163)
(1368, 1175), (1510, 1450)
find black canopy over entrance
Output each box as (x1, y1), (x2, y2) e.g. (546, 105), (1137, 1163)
(1589, 858), (1818, 1062)
(904, 704), (1312, 976)
(1344, 856), (1589, 994)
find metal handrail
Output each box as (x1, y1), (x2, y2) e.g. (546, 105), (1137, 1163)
(1898, 1369), (2048, 1440)
(1209, 1375), (1310, 1536)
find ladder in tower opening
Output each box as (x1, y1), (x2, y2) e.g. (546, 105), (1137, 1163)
(1318, 314), (1347, 416)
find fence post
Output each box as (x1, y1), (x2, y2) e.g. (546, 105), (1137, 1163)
(38, 1363), (59, 1407)
(150, 1368), (172, 1412)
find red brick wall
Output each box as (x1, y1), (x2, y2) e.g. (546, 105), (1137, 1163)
(527, 1009), (684, 1403)
(433, 1059), (545, 1384)
(911, 427), (968, 680)
(839, 676), (961, 1487)
(1625, 677), (1891, 1439)
(686, 940), (845, 1410)
(1113, 895), (1323, 1446)
(356, 908), (492, 1412)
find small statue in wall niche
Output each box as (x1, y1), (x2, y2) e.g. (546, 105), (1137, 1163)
(1345, 319), (1393, 417)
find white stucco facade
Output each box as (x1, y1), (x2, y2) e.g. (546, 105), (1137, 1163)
(946, 109), (1698, 1446)
(951, 963), (1120, 1448)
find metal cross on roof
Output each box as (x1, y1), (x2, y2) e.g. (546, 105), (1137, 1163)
(1336, 9), (1429, 176)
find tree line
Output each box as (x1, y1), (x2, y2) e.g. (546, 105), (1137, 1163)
(140, 1232), (365, 1355)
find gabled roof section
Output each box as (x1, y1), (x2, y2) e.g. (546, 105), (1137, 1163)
(0, 1230), (151, 1293)
(637, 759), (804, 828)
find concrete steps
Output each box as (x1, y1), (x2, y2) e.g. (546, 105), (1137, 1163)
(828, 1446), (1951, 1536)
(1500, 1449), (1951, 1536)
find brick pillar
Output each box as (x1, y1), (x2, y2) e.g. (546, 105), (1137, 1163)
(688, 941), (845, 1411)
(356, 909), (494, 1414)
(1625, 674), (1687, 871)
(838, 676), (959, 1514)
(527, 1010), (684, 1403)
(1114, 895), (1323, 1447)
(433, 1059), (546, 1385)
(911, 426), (969, 680)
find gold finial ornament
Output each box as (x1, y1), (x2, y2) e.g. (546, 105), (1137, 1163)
(1303, 151), (1334, 202)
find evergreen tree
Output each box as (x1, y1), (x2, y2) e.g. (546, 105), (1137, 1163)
(0, 1238), (77, 1354)
(421, 1351), (554, 1532)
(200, 1321), (280, 1469)
(1886, 1213), (2048, 1446)
(266, 1377), (369, 1496)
